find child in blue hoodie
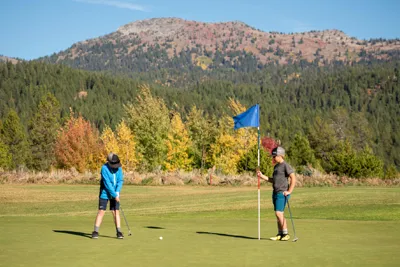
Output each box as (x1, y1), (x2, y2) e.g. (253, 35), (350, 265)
(92, 153), (124, 239)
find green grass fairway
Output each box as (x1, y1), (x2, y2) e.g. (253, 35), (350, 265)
(1, 185), (399, 267)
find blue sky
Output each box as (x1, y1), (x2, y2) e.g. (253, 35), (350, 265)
(1, 0), (399, 60)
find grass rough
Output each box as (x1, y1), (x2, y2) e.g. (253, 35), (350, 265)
(0, 185), (399, 267)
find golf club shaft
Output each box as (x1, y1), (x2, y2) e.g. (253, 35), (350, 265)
(287, 198), (297, 239)
(120, 205), (131, 235)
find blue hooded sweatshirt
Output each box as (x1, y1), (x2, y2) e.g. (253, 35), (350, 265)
(99, 163), (124, 200)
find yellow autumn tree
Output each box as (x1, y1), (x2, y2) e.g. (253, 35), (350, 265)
(164, 113), (193, 171)
(101, 125), (119, 155)
(124, 84), (170, 171)
(116, 120), (139, 172)
(101, 121), (139, 172)
(210, 99), (257, 174)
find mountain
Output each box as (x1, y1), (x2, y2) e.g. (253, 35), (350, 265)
(42, 18), (400, 73)
(0, 55), (19, 64)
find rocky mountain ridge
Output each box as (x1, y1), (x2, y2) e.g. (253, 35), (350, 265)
(44, 17), (400, 71)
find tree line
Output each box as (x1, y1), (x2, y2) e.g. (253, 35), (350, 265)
(0, 60), (399, 178)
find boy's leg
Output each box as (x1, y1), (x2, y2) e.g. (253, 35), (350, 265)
(270, 193), (283, 240)
(111, 210), (121, 229)
(275, 215), (288, 232)
(274, 193), (291, 241)
(110, 199), (123, 239)
(275, 211), (285, 231)
(280, 195), (291, 241)
(94, 210), (106, 228)
(92, 199), (108, 238)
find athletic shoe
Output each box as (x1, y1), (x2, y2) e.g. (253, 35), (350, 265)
(117, 231), (124, 239)
(280, 234), (290, 241)
(91, 231), (99, 239)
(269, 234), (281, 241)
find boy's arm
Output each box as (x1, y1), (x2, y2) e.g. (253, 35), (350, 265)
(257, 170), (271, 182)
(284, 173), (296, 196)
(116, 169), (124, 195)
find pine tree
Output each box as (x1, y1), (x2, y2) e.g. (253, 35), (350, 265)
(328, 142), (383, 178)
(330, 108), (350, 142)
(384, 164), (399, 179)
(287, 134), (316, 167)
(309, 116), (338, 166)
(1, 110), (30, 169)
(0, 139), (12, 170)
(237, 145), (274, 175)
(357, 146), (384, 178)
(29, 93), (61, 170)
(349, 112), (372, 151)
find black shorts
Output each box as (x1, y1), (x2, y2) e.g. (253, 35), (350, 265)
(98, 198), (120, 211)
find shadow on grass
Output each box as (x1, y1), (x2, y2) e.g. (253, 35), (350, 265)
(196, 231), (261, 240)
(145, 226), (165, 230)
(52, 230), (114, 239)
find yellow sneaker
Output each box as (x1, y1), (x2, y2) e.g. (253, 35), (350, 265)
(269, 234), (281, 241)
(280, 234), (290, 241)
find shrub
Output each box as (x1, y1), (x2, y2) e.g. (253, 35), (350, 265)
(237, 145), (274, 176)
(327, 142), (384, 178)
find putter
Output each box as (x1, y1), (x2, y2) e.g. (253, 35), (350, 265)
(120, 205), (132, 236)
(286, 198), (298, 242)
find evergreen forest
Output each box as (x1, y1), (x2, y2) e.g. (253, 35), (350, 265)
(0, 59), (399, 177)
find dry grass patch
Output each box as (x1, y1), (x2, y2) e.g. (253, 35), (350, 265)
(1, 170), (399, 187)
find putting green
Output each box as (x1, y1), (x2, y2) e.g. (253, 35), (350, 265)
(0, 185), (399, 267)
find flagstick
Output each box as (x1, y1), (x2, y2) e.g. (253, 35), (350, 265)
(232, 104), (260, 240)
(257, 126), (261, 240)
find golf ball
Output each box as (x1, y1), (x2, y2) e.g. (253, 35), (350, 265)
(159, 236), (163, 240)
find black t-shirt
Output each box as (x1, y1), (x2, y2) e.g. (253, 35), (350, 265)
(272, 161), (294, 193)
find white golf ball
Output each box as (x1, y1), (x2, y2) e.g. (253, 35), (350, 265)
(159, 236), (163, 240)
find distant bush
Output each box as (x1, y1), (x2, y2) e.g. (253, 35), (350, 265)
(327, 142), (384, 178)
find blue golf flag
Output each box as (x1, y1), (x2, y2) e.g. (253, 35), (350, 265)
(233, 104), (260, 130)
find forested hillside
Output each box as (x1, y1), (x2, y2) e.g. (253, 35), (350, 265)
(0, 60), (399, 176)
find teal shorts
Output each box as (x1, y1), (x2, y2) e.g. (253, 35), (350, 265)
(272, 192), (290, 212)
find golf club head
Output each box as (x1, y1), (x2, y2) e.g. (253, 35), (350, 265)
(292, 237), (299, 242)
(128, 232), (132, 236)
